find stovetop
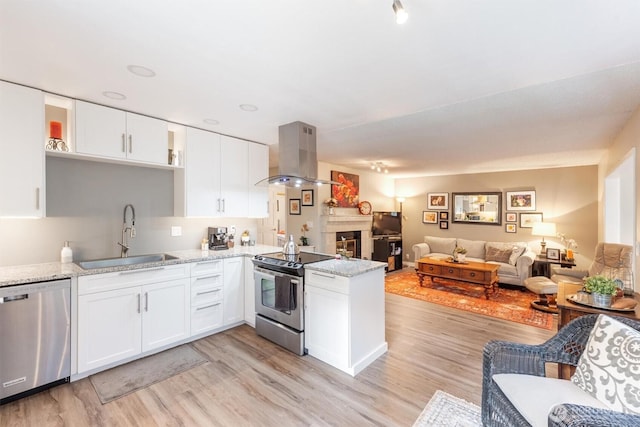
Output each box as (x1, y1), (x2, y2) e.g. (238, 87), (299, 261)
(253, 251), (334, 276)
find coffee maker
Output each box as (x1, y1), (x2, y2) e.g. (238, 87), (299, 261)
(208, 227), (229, 250)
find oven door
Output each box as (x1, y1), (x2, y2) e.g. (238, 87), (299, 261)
(254, 266), (303, 331)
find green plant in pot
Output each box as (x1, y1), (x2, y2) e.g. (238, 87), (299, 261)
(584, 275), (619, 307)
(453, 246), (468, 262)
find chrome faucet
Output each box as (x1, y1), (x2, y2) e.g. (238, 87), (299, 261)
(118, 204), (136, 257)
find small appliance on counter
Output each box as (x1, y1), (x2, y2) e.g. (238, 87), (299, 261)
(208, 227), (229, 250)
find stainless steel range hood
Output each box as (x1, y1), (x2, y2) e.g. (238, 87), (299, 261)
(256, 121), (339, 187)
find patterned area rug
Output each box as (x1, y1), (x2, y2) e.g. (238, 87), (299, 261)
(385, 270), (554, 330)
(413, 390), (481, 427)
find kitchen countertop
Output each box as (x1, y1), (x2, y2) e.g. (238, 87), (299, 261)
(305, 258), (387, 277)
(0, 244), (281, 287)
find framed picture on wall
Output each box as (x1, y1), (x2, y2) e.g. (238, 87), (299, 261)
(289, 199), (301, 215)
(422, 211), (437, 224)
(439, 211), (449, 220)
(301, 189), (314, 206)
(519, 212), (543, 228)
(428, 193), (449, 210)
(505, 223), (517, 233)
(439, 220), (449, 230)
(506, 190), (536, 211)
(505, 212), (517, 222)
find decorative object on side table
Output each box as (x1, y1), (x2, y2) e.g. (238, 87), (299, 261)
(46, 120), (69, 152)
(546, 247), (560, 261)
(531, 221), (555, 251)
(584, 275), (619, 308)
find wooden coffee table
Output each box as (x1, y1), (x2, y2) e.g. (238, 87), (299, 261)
(415, 257), (500, 300)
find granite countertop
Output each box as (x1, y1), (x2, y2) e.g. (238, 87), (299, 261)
(305, 258), (387, 277)
(0, 244), (282, 287)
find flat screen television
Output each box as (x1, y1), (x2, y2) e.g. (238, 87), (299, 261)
(372, 211), (402, 236)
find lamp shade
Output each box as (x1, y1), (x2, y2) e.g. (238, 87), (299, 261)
(531, 222), (557, 237)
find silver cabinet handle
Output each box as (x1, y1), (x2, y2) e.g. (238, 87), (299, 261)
(144, 291), (148, 312)
(222, 198), (225, 212)
(196, 302), (221, 311)
(196, 289), (220, 296)
(119, 267), (165, 275)
(311, 271), (336, 279)
(137, 293), (141, 313)
(195, 275), (221, 281)
(122, 133), (126, 152)
(35, 187), (40, 210)
(128, 134), (132, 153)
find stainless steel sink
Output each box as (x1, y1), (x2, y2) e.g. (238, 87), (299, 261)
(77, 253), (179, 270)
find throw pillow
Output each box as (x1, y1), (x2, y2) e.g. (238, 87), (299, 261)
(486, 245), (512, 264)
(509, 245), (527, 266)
(571, 314), (640, 415)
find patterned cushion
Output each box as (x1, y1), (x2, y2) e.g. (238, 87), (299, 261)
(571, 314), (640, 415)
(509, 244), (527, 266)
(485, 244), (512, 264)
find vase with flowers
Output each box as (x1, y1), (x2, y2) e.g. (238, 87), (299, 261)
(453, 246), (467, 263)
(557, 233), (578, 262)
(300, 223), (309, 246)
(324, 197), (338, 215)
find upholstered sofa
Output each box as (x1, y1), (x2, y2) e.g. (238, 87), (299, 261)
(411, 236), (536, 287)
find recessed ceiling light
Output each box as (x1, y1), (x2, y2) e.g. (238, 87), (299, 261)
(127, 65), (156, 77)
(239, 104), (258, 112)
(102, 91), (127, 100)
(203, 119), (220, 125)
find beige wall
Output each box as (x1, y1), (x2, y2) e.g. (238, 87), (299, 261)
(395, 166), (598, 270)
(600, 105), (640, 272)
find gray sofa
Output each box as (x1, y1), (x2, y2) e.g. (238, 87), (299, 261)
(412, 236), (536, 287)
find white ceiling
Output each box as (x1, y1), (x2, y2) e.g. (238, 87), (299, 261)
(2, 0), (640, 178)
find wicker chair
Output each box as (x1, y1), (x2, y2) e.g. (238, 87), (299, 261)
(482, 314), (640, 426)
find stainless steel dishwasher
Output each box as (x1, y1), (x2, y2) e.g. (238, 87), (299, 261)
(0, 278), (71, 404)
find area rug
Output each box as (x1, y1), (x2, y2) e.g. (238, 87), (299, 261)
(89, 344), (208, 404)
(413, 390), (481, 427)
(385, 270), (553, 330)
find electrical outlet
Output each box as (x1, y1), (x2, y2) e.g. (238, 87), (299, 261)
(171, 226), (182, 237)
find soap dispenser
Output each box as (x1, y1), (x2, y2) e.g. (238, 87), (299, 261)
(60, 241), (73, 264)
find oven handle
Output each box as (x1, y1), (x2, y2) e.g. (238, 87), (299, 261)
(254, 266), (301, 283)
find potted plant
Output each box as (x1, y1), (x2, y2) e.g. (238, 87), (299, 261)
(300, 223), (310, 246)
(584, 275), (619, 307)
(453, 246), (468, 263)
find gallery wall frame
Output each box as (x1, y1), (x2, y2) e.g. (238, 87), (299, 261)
(452, 192), (502, 225)
(427, 192), (449, 210)
(519, 212), (543, 228)
(289, 198), (301, 215)
(439, 221), (449, 230)
(423, 211), (437, 224)
(505, 223), (517, 233)
(301, 189), (314, 206)
(506, 190), (536, 211)
(505, 212), (517, 223)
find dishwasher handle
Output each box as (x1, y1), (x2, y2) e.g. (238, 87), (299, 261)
(0, 294), (29, 303)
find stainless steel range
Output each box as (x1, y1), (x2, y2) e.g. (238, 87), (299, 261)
(253, 251), (333, 355)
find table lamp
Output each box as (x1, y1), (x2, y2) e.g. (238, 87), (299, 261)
(531, 222), (556, 254)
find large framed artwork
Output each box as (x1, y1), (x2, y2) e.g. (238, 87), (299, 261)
(506, 190), (536, 211)
(331, 170), (360, 207)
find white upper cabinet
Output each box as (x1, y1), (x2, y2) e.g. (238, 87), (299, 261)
(179, 128), (250, 217)
(75, 100), (168, 165)
(248, 142), (269, 218)
(0, 81), (44, 217)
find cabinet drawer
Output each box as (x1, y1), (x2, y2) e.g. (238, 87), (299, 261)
(441, 266), (460, 278)
(418, 263), (441, 275)
(191, 301), (223, 335)
(460, 269), (487, 282)
(305, 270), (350, 294)
(191, 284), (223, 305)
(190, 259), (224, 276)
(79, 264), (189, 295)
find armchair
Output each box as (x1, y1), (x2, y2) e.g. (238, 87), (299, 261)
(482, 314), (640, 426)
(551, 242), (633, 286)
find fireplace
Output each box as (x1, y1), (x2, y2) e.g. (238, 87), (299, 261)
(319, 214), (373, 259)
(336, 231), (362, 258)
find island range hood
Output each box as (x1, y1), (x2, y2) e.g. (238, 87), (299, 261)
(256, 121), (339, 187)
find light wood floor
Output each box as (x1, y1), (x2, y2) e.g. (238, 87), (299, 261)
(0, 290), (556, 426)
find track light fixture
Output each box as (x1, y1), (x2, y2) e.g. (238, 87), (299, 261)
(392, 0), (408, 24)
(370, 162), (389, 174)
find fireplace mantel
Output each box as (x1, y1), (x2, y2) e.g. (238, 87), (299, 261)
(319, 214), (373, 259)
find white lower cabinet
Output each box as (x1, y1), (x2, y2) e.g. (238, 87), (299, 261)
(190, 259), (224, 336)
(304, 268), (387, 376)
(223, 257), (244, 326)
(77, 265), (190, 374)
(243, 257), (256, 327)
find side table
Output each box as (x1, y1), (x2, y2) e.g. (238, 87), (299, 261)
(556, 282), (640, 378)
(532, 256), (576, 278)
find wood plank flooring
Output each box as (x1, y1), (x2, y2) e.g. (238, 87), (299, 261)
(0, 290), (556, 426)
